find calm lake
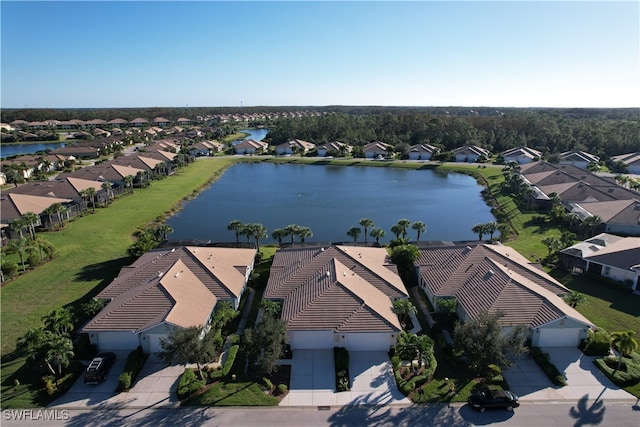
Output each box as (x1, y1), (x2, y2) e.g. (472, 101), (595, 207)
(1, 142), (66, 158)
(167, 162), (496, 244)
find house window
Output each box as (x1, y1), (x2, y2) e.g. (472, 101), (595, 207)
(604, 266), (610, 276)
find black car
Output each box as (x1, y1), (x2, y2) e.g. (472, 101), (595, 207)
(83, 352), (116, 384)
(468, 388), (519, 412)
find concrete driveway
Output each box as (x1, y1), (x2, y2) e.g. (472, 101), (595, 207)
(49, 354), (181, 409)
(280, 349), (410, 407)
(504, 347), (636, 403)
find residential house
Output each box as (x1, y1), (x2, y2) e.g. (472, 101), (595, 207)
(316, 141), (352, 157)
(363, 141), (392, 159)
(559, 150), (600, 170)
(176, 118), (192, 126)
(264, 245), (408, 351)
(189, 140), (225, 156)
(84, 119), (107, 129)
(453, 145), (490, 163)
(52, 145), (101, 159)
(81, 246), (257, 352)
(130, 118), (150, 128)
(501, 147), (542, 164)
(415, 243), (594, 347)
(153, 117), (171, 127)
(612, 152), (640, 175)
(0, 192), (74, 225)
(275, 139), (316, 155)
(234, 139), (268, 155)
(408, 144), (438, 160)
(106, 118), (129, 129)
(565, 199), (640, 236)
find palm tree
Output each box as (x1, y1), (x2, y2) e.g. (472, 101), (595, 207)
(393, 299), (417, 328)
(485, 221), (498, 240)
(396, 219), (411, 239)
(21, 212), (39, 240)
(32, 236), (53, 262)
(563, 291), (587, 308)
(395, 331), (419, 361)
(101, 180), (113, 205)
(359, 218), (375, 244)
(472, 223), (486, 241)
(390, 224), (404, 240)
(260, 300), (282, 318)
(227, 219), (244, 246)
(370, 227), (386, 244)
(284, 224), (300, 244)
(271, 228), (286, 245)
(582, 215), (602, 238)
(123, 175), (135, 193)
(8, 217), (27, 240)
(248, 223), (267, 252)
(610, 331), (638, 370)
(85, 187), (97, 212)
(54, 204), (68, 228)
(296, 226), (313, 244)
(43, 204), (58, 230)
(16, 327), (46, 360)
(416, 334), (435, 370)
(347, 226), (361, 243)
(541, 236), (562, 260)
(43, 307), (75, 336)
(46, 334), (74, 377)
(154, 224), (173, 241)
(411, 221), (426, 242)
(8, 238), (31, 271)
(239, 224), (253, 244)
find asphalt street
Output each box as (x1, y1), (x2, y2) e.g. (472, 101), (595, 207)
(3, 401), (639, 427)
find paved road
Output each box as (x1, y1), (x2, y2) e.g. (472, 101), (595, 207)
(3, 401), (639, 427)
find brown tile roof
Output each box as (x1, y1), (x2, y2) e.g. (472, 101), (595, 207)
(416, 244), (593, 328)
(265, 245), (405, 333)
(82, 246), (255, 333)
(2, 193), (72, 216)
(575, 199), (640, 223)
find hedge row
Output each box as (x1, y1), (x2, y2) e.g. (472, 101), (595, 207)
(530, 347), (567, 386)
(580, 329), (611, 357)
(117, 346), (147, 392)
(177, 368), (206, 400)
(42, 361), (84, 397)
(209, 344), (239, 381)
(595, 355), (640, 387)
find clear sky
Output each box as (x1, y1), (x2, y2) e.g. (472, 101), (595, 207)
(1, 1), (638, 109)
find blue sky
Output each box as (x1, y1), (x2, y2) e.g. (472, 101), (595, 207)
(1, 1), (638, 108)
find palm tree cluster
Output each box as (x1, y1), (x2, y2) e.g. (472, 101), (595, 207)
(345, 218), (427, 246)
(614, 174), (640, 192)
(471, 221), (498, 241)
(228, 220), (313, 249)
(127, 223), (174, 256)
(4, 211), (56, 278)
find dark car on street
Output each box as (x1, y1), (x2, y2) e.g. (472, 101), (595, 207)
(83, 352), (116, 384)
(468, 388), (519, 412)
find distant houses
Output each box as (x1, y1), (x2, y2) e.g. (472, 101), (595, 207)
(501, 147), (542, 164)
(453, 145), (490, 163)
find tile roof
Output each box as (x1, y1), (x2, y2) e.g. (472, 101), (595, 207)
(1, 193), (72, 216)
(612, 152), (640, 166)
(573, 199), (640, 224)
(82, 246), (255, 333)
(265, 245), (406, 333)
(417, 243), (591, 329)
(583, 236), (640, 270)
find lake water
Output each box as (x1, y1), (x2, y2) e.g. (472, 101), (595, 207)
(1, 142), (66, 158)
(234, 128), (269, 144)
(167, 163), (496, 244)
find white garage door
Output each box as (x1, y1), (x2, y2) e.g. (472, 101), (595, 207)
(97, 332), (139, 351)
(290, 331), (334, 349)
(345, 333), (393, 351)
(537, 328), (582, 347)
(147, 334), (166, 353)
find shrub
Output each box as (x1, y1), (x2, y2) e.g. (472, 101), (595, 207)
(580, 329), (611, 356)
(276, 383), (288, 395)
(1, 261), (18, 279)
(334, 347), (350, 391)
(263, 377), (273, 390)
(118, 372), (132, 391)
(178, 368), (206, 399)
(27, 252), (41, 268)
(41, 361), (83, 398)
(117, 346), (147, 392)
(209, 344), (239, 380)
(595, 354), (640, 387)
(530, 347), (566, 386)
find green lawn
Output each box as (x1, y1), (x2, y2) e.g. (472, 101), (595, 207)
(1, 157), (237, 408)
